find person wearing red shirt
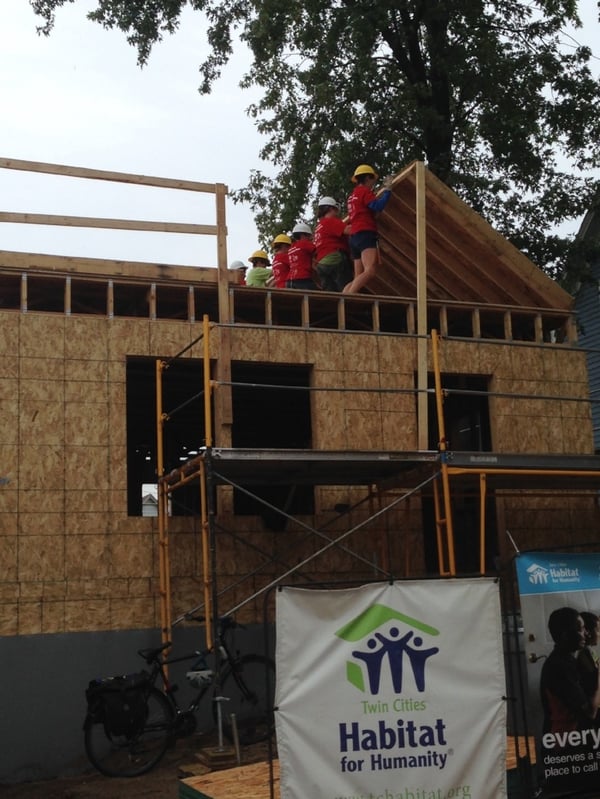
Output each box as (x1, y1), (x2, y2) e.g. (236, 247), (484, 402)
(228, 260), (247, 285)
(286, 223), (317, 290)
(268, 233), (292, 289)
(314, 196), (353, 292)
(343, 164), (391, 294)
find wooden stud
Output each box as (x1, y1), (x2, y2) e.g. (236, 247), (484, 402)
(472, 308), (481, 339)
(504, 310), (513, 341)
(415, 161), (429, 451)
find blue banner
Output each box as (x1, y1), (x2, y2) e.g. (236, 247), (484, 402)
(516, 552), (600, 596)
(516, 552), (600, 796)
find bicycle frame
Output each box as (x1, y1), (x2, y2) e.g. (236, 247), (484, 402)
(83, 616), (275, 777)
(153, 618), (244, 718)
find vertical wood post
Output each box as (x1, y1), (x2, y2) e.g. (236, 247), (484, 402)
(415, 162), (429, 450)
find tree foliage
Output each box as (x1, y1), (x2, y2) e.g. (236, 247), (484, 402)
(31, 0), (600, 282)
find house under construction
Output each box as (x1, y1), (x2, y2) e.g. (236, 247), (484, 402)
(1, 157), (600, 783)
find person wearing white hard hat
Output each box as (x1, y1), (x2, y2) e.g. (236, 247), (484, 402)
(286, 223), (318, 290)
(229, 260), (248, 285)
(343, 164), (392, 294)
(314, 196), (353, 292)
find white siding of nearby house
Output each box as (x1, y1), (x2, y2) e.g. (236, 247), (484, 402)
(142, 493), (158, 517)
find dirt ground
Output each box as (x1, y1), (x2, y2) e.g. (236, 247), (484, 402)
(1, 733), (274, 799)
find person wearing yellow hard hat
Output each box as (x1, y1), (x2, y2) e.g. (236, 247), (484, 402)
(269, 233), (292, 289)
(314, 196), (353, 292)
(246, 249), (272, 288)
(343, 164), (392, 294)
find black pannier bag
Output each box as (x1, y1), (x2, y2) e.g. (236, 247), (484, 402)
(86, 671), (151, 736)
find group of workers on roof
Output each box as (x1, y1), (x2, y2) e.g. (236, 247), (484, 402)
(230, 164), (392, 295)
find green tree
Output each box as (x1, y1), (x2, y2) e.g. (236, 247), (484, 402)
(31, 0), (600, 282)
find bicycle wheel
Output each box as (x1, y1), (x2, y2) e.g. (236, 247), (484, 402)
(84, 685), (174, 777)
(214, 654), (275, 746)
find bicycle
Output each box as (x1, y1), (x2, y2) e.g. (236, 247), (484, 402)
(83, 615), (276, 778)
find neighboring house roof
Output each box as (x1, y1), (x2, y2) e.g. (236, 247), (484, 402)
(372, 161), (573, 311)
(577, 193), (600, 241)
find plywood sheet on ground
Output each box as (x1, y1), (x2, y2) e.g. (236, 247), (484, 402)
(180, 760), (280, 799)
(179, 738), (535, 799)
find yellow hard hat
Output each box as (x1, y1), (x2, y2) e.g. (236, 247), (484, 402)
(248, 250), (270, 263)
(272, 234), (292, 248)
(351, 164), (378, 183)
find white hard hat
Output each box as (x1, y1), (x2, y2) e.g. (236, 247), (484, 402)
(292, 222), (312, 235)
(318, 196), (339, 209)
(229, 260), (247, 270)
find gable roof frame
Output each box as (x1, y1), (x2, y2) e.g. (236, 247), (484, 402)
(373, 161), (573, 312)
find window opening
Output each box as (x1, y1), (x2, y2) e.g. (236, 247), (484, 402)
(114, 283), (150, 317)
(156, 285), (189, 320)
(192, 287), (219, 322)
(126, 356), (206, 516)
(71, 279), (107, 315)
(421, 373), (497, 573)
(0, 274), (22, 310)
(142, 483), (159, 516)
(27, 276), (65, 312)
(231, 362), (314, 530)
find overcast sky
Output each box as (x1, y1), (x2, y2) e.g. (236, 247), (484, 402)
(1, 1), (598, 269)
(1, 0), (269, 267)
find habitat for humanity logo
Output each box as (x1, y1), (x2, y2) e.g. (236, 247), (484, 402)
(526, 563), (549, 585)
(335, 603), (440, 695)
(526, 561), (581, 586)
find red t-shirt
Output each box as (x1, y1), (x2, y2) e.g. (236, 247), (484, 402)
(271, 251), (290, 288)
(348, 185), (377, 234)
(288, 239), (316, 281)
(314, 217), (350, 261)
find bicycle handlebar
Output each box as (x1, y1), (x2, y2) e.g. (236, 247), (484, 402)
(137, 615), (246, 666)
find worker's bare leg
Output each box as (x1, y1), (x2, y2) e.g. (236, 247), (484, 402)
(343, 248), (378, 294)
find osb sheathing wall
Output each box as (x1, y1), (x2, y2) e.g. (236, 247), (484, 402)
(228, 329), (592, 455)
(0, 313), (595, 638)
(0, 311), (207, 638)
(441, 338), (597, 555)
(215, 328), (596, 616)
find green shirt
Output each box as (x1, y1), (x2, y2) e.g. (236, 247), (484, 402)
(246, 266), (272, 287)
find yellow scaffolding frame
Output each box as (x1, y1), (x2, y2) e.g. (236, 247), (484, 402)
(156, 315), (215, 648)
(154, 320), (464, 642)
(156, 320), (600, 645)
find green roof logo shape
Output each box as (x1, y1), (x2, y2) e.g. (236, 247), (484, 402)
(335, 603), (440, 694)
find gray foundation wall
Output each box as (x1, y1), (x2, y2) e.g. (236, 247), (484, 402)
(0, 623), (270, 784)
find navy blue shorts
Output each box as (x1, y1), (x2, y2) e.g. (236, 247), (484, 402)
(350, 230), (378, 260)
(286, 278), (318, 290)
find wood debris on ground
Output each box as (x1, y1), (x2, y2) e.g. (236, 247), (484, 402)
(179, 737), (536, 798)
(180, 759), (280, 799)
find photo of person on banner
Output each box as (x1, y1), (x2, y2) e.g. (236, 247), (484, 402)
(540, 607), (600, 734)
(538, 606), (600, 796)
(515, 552), (600, 797)
(578, 610), (600, 720)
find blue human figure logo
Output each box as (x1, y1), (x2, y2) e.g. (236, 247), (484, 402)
(352, 625), (439, 693)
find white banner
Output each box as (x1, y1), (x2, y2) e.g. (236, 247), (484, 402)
(275, 579), (506, 799)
